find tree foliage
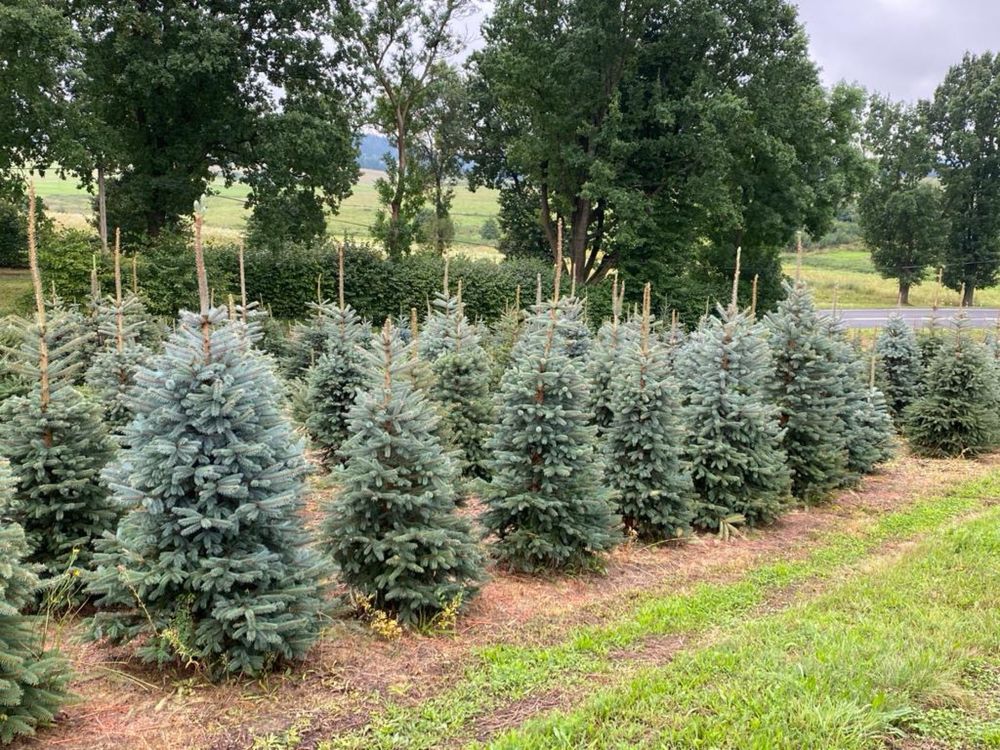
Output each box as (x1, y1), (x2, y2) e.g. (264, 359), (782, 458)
(87, 309), (330, 678)
(482, 304), (620, 571)
(860, 97), (947, 304)
(322, 322), (484, 624)
(927, 52), (1000, 306)
(875, 314), (923, 420)
(904, 319), (1000, 457)
(469, 0), (864, 295)
(0, 461), (72, 746)
(676, 305), (789, 531)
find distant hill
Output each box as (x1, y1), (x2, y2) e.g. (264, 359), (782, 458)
(358, 133), (392, 170)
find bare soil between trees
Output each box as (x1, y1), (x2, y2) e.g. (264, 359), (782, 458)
(20, 449), (1000, 750)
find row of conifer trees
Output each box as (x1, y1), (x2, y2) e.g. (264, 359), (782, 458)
(0, 197), (996, 743)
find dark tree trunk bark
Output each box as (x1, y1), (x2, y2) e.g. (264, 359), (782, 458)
(898, 281), (910, 306)
(962, 282), (975, 307)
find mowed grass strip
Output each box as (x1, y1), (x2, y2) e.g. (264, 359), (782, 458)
(485, 504), (1000, 750)
(314, 472), (1000, 750)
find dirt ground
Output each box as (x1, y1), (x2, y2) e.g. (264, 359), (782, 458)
(20, 450), (1000, 750)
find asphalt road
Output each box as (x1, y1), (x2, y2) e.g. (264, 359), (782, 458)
(821, 307), (1000, 329)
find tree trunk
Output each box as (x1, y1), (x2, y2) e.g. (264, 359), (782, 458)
(569, 197), (591, 286)
(97, 165), (108, 256)
(898, 281), (910, 306)
(962, 282), (975, 307)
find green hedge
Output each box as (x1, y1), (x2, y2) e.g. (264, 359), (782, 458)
(29, 229), (774, 327)
(31, 233), (617, 325)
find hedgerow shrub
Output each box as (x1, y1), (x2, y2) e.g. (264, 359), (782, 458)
(40, 234), (617, 325)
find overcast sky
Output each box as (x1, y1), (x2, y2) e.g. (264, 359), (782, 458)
(795, 0), (999, 101)
(464, 1), (997, 103)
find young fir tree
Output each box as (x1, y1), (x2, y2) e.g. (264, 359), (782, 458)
(85, 230), (151, 432)
(418, 258), (463, 362)
(825, 318), (896, 477)
(904, 317), (1000, 457)
(875, 313), (923, 419)
(482, 256), (620, 572)
(86, 215), (329, 679)
(0, 461), (72, 746)
(430, 290), (495, 479)
(603, 285), (693, 540)
(590, 280), (637, 436)
(305, 246), (369, 466)
(485, 289), (525, 389)
(675, 252), (790, 531)
(763, 281), (849, 502)
(322, 320), (484, 624)
(0, 187), (116, 579)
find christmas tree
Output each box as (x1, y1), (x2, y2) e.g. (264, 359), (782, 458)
(825, 317), (895, 477)
(485, 289), (525, 389)
(430, 290), (494, 479)
(85, 230), (151, 432)
(0, 186), (116, 579)
(904, 317), (1000, 457)
(322, 320), (484, 625)
(603, 284), (693, 540)
(418, 258), (463, 362)
(482, 255), (619, 572)
(304, 245), (369, 466)
(0, 461), (72, 746)
(875, 313), (922, 419)
(86, 214), (330, 678)
(763, 281), (849, 501)
(590, 280), (636, 436)
(675, 251), (789, 530)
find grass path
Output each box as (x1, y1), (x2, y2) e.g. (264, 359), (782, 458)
(313, 471), (1000, 750)
(485, 504), (1000, 749)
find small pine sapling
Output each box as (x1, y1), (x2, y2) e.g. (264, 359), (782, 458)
(0, 186), (116, 579)
(430, 286), (495, 479)
(604, 284), (694, 540)
(590, 279), (637, 436)
(482, 243), (620, 572)
(763, 280), (849, 501)
(0, 460), (73, 746)
(875, 313), (923, 419)
(676, 248), (790, 531)
(84, 229), (151, 431)
(86, 213), (330, 678)
(905, 315), (1000, 457)
(825, 317), (895, 477)
(305, 244), (369, 466)
(322, 320), (484, 625)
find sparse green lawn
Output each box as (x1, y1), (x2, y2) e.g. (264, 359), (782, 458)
(782, 245), (1000, 308)
(0, 268), (31, 315)
(33, 169), (501, 258)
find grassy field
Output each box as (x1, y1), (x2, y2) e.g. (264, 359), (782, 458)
(782, 244), (1000, 308)
(33, 169), (502, 258)
(30, 453), (1000, 749)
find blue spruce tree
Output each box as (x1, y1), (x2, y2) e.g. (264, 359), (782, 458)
(603, 285), (693, 540)
(322, 320), (484, 625)
(86, 215), (329, 678)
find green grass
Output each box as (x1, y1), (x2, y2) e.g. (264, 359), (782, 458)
(32, 169), (501, 258)
(0, 269), (31, 316)
(309, 471), (1000, 750)
(488, 505), (1000, 749)
(782, 246), (1000, 308)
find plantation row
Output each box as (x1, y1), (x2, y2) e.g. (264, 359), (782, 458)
(2, 212), (999, 744)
